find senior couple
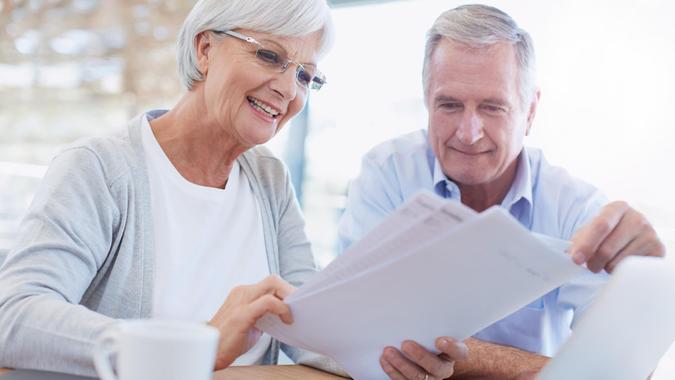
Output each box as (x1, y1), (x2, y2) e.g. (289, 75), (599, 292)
(0, 1), (665, 379)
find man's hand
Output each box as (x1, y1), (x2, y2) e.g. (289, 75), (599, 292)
(512, 370), (538, 380)
(570, 201), (665, 273)
(380, 337), (468, 380)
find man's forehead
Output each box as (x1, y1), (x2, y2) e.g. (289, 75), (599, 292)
(429, 39), (520, 98)
(432, 39), (518, 67)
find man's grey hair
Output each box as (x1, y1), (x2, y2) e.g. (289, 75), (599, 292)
(422, 4), (537, 104)
(177, 0), (335, 90)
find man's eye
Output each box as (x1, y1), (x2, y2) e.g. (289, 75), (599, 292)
(440, 103), (462, 110)
(482, 105), (505, 114)
(256, 49), (280, 65)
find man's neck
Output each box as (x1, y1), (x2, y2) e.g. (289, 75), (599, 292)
(459, 186), (508, 212)
(457, 159), (519, 212)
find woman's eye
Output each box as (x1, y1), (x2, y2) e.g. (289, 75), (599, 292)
(297, 69), (312, 86)
(256, 49), (280, 64)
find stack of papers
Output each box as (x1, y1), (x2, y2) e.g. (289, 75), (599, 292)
(258, 190), (584, 379)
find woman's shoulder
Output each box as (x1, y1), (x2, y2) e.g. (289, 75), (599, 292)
(52, 128), (141, 188)
(239, 146), (292, 200)
(241, 145), (288, 176)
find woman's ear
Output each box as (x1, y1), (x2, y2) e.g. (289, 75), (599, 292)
(195, 32), (212, 77)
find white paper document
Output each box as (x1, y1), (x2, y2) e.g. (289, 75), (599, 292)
(536, 256), (675, 380)
(257, 191), (584, 379)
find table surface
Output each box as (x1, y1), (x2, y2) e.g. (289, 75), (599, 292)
(215, 365), (348, 379)
(0, 365), (349, 379)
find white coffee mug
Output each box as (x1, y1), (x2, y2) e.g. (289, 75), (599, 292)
(93, 320), (220, 380)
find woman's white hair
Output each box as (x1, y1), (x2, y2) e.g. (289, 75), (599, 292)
(422, 4), (537, 105)
(177, 0), (335, 90)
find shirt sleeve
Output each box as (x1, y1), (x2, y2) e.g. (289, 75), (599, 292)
(556, 185), (609, 327)
(0, 147), (120, 376)
(337, 153), (402, 253)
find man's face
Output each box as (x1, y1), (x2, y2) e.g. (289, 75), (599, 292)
(426, 39), (538, 188)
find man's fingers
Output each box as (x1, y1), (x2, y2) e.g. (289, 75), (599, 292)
(605, 232), (665, 273)
(588, 209), (658, 272)
(382, 346), (429, 380)
(585, 209), (644, 272)
(401, 340), (454, 379)
(379, 340), (465, 380)
(435, 337), (469, 361)
(380, 352), (408, 380)
(574, 205), (664, 273)
(570, 201), (629, 264)
(513, 370), (540, 380)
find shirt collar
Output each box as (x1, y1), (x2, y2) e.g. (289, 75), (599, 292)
(432, 155), (461, 201)
(431, 148), (534, 225)
(501, 148), (534, 211)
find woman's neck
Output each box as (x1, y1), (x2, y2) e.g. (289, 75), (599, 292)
(148, 92), (246, 189)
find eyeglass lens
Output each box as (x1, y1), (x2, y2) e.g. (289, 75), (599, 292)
(254, 48), (322, 89)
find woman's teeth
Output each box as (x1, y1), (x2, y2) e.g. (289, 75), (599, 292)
(247, 96), (280, 118)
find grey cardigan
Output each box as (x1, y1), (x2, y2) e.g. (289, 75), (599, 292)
(0, 112), (342, 376)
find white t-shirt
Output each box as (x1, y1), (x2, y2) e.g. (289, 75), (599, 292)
(141, 116), (271, 365)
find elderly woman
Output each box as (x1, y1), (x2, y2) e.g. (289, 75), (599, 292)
(0, 0), (471, 378)
(0, 0), (338, 375)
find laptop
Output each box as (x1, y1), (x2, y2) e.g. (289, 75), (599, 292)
(537, 256), (675, 380)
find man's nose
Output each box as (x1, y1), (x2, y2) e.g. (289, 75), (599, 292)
(456, 110), (484, 145)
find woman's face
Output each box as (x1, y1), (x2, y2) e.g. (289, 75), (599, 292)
(197, 29), (323, 149)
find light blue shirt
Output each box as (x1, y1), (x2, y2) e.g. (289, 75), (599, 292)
(338, 129), (609, 356)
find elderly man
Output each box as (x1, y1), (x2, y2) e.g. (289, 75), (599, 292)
(338, 4), (665, 380)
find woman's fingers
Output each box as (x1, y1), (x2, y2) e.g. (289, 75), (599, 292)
(245, 293), (293, 324)
(208, 276), (296, 370)
(253, 275), (296, 299)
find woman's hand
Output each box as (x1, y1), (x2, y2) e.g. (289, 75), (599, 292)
(208, 275), (295, 370)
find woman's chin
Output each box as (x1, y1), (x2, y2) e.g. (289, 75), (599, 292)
(243, 129), (277, 147)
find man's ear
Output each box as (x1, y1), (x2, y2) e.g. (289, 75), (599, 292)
(525, 88), (541, 136)
(195, 31), (212, 77)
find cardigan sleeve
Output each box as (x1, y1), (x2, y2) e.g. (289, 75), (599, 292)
(0, 147), (121, 376)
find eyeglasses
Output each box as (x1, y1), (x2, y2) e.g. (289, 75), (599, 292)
(214, 30), (326, 91)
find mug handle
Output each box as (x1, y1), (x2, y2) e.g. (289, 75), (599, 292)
(93, 329), (120, 380)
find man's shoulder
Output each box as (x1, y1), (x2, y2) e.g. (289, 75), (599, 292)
(353, 129), (435, 202)
(527, 147), (599, 196)
(365, 129), (429, 166)
(526, 147), (606, 237)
